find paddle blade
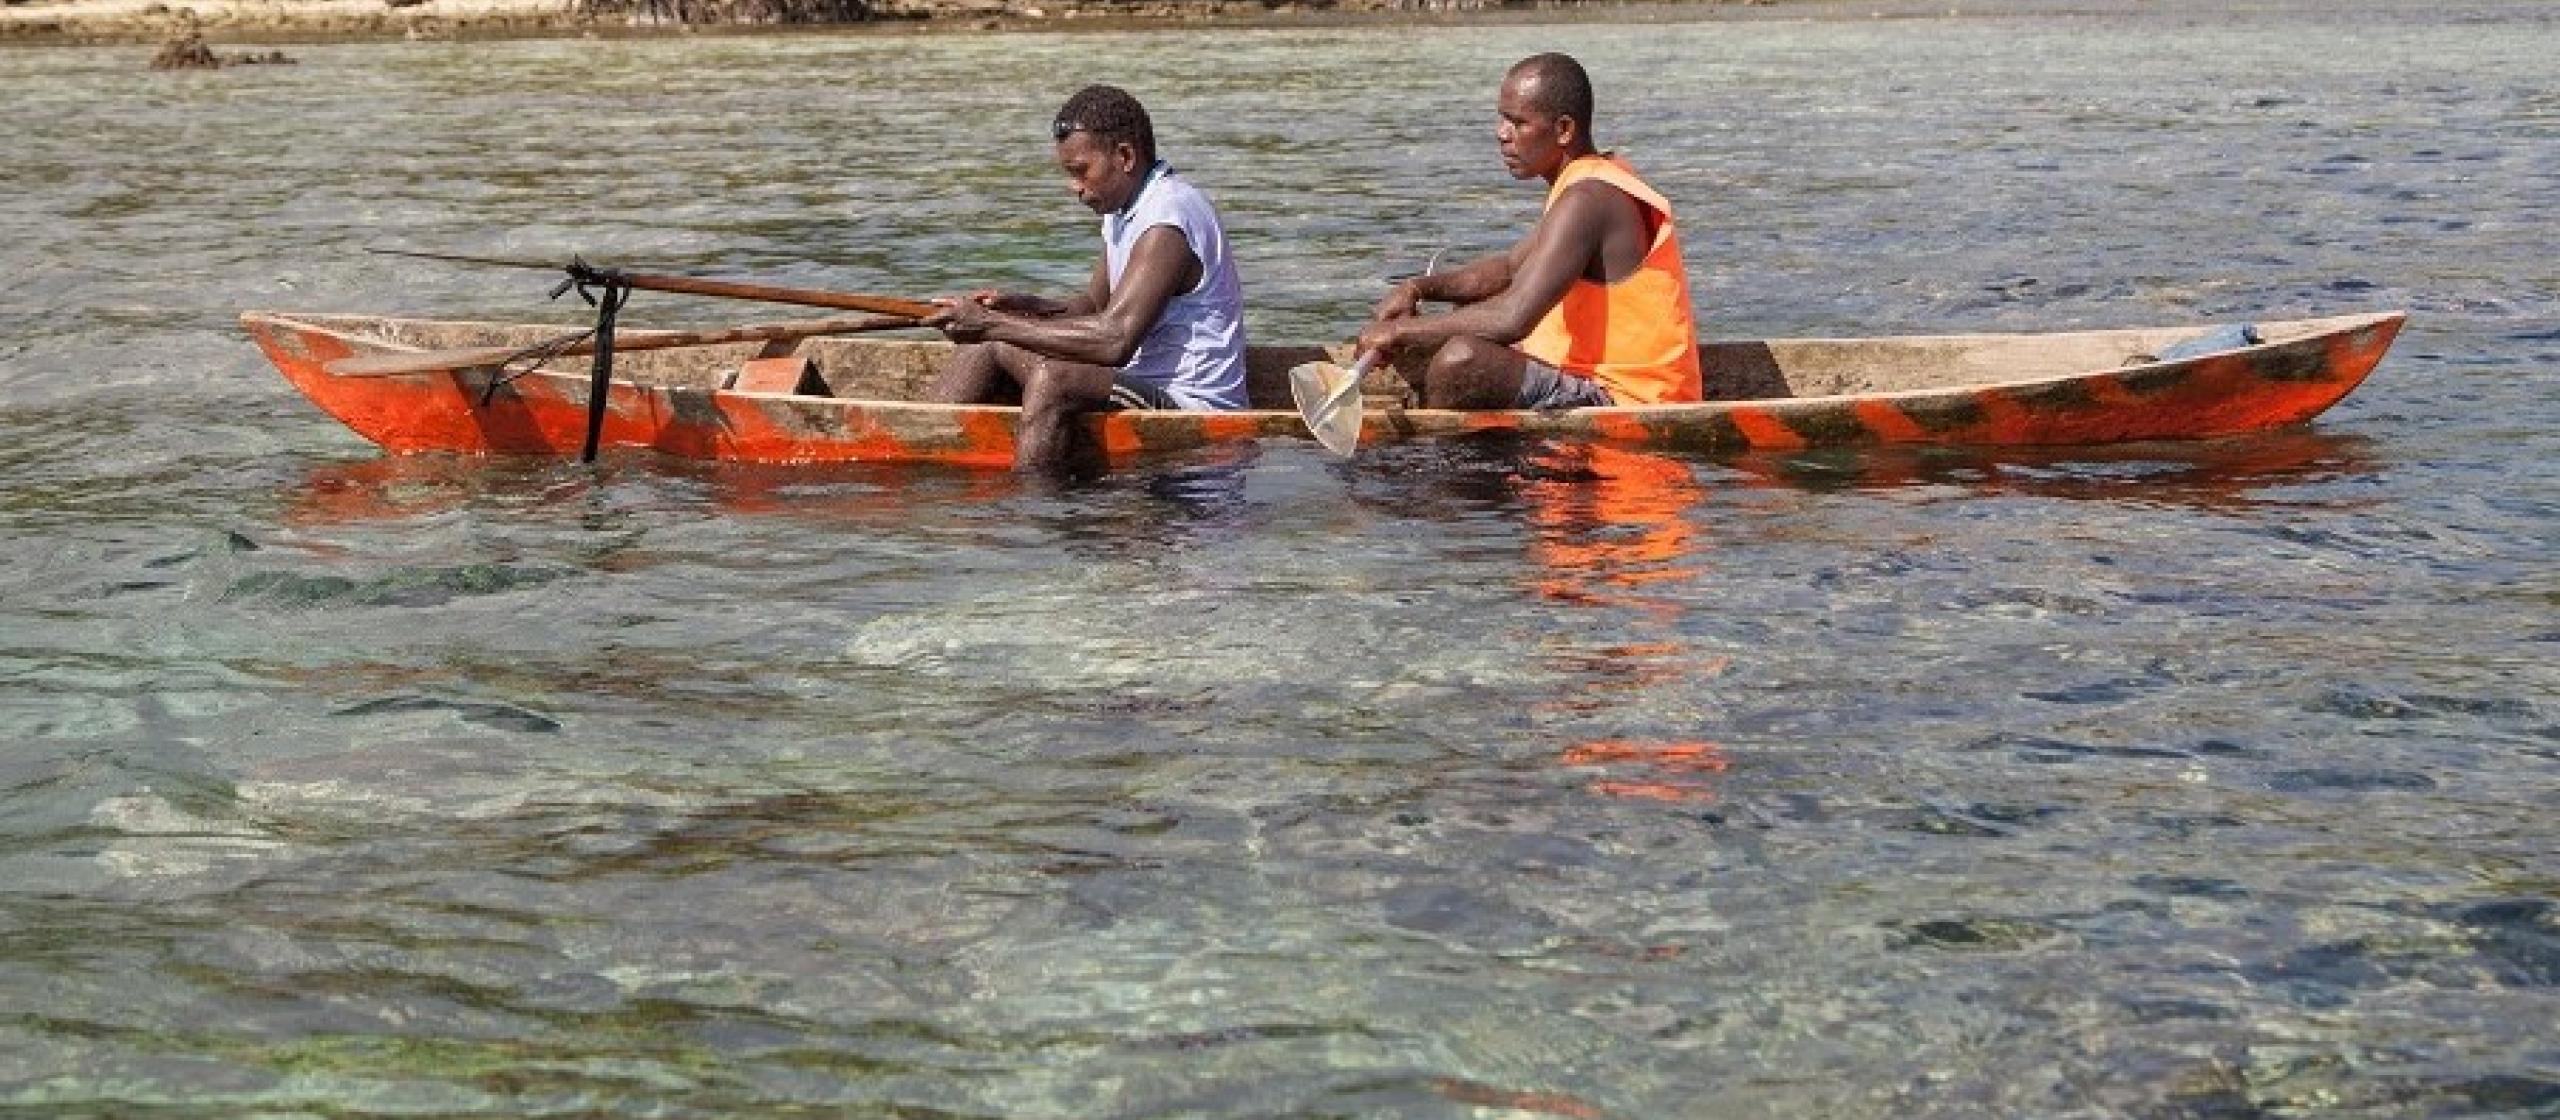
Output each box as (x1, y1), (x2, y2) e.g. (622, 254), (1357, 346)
(1287, 357), (1368, 458)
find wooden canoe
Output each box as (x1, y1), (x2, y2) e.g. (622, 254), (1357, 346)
(241, 310), (2404, 467)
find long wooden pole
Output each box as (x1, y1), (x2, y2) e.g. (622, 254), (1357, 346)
(324, 313), (923, 378)
(603, 270), (938, 320)
(367, 248), (941, 319)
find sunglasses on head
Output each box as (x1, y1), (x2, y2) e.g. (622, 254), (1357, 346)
(1051, 120), (1084, 141)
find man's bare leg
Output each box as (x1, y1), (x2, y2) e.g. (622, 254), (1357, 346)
(929, 342), (1019, 404)
(933, 342), (1118, 473)
(1404, 335), (1529, 409)
(1012, 351), (1120, 474)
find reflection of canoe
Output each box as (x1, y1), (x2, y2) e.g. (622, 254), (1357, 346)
(241, 310), (2403, 467)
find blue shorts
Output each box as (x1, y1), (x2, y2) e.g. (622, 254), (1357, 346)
(1518, 358), (1615, 411)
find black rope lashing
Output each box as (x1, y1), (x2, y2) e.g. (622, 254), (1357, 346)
(476, 328), (597, 408)
(552, 257), (634, 464)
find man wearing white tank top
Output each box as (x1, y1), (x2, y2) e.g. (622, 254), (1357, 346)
(925, 85), (1249, 474)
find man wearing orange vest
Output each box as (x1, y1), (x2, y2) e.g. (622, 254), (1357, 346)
(1356, 53), (1703, 410)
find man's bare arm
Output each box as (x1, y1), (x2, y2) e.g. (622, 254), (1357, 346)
(931, 227), (1196, 367)
(1362, 183), (1624, 353)
(1076, 259), (1107, 316)
(1373, 246), (1529, 321)
(970, 260), (1103, 318)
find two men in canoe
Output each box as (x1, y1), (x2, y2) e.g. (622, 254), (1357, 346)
(925, 54), (1701, 471)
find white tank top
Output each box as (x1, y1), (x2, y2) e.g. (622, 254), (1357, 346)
(1101, 163), (1249, 411)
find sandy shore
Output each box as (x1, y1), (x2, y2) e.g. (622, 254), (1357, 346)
(4, 0), (580, 43)
(0, 0), (1811, 45)
(6, 0), (573, 41)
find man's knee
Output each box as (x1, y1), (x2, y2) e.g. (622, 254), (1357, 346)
(1430, 335), (1500, 375)
(982, 341), (1045, 372)
(1417, 334), (1524, 409)
(1016, 360), (1107, 417)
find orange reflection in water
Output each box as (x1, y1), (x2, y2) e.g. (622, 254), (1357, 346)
(1519, 442), (1710, 611)
(1426, 1076), (1605, 1119)
(1508, 443), (1738, 806)
(279, 454), (1024, 530)
(1562, 739), (1732, 804)
(281, 443), (1261, 531)
(1515, 430), (2378, 805)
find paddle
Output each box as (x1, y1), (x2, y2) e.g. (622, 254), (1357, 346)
(1287, 351), (1379, 457)
(368, 248), (940, 319)
(324, 313), (923, 378)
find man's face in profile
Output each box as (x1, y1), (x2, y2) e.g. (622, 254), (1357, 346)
(1496, 73), (1569, 181)
(1056, 130), (1141, 215)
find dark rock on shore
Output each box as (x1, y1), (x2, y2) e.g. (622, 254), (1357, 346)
(584, 0), (872, 24)
(148, 31), (296, 65)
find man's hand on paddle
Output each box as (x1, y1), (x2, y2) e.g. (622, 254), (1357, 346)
(923, 230), (1195, 366)
(925, 286), (1089, 342)
(1371, 280), (1423, 323)
(1354, 242), (1535, 365)
(1348, 190), (1624, 371)
(1356, 280), (1431, 363)
(969, 289), (1057, 315)
(923, 295), (995, 342)
(1354, 317), (1408, 365)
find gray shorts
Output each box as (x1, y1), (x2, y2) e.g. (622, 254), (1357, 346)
(1105, 375), (1183, 411)
(1518, 358), (1615, 411)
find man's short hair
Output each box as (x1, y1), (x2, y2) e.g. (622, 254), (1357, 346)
(1509, 53), (1595, 132)
(1053, 85), (1157, 164)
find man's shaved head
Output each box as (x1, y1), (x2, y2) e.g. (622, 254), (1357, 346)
(1505, 53), (1595, 137)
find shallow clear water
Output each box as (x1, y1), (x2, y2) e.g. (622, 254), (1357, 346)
(2, 2), (2556, 1115)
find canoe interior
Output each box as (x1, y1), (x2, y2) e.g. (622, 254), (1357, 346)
(266, 313), (2373, 407)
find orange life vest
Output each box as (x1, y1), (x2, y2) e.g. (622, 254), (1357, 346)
(1517, 154), (1703, 405)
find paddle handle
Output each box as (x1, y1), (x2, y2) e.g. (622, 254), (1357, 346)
(613, 270), (939, 319)
(368, 249), (941, 320)
(326, 313), (919, 378)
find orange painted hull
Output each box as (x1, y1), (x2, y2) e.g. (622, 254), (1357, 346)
(242, 311), (2403, 466)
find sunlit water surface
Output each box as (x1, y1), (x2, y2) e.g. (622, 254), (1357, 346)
(2, 2), (2555, 1115)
